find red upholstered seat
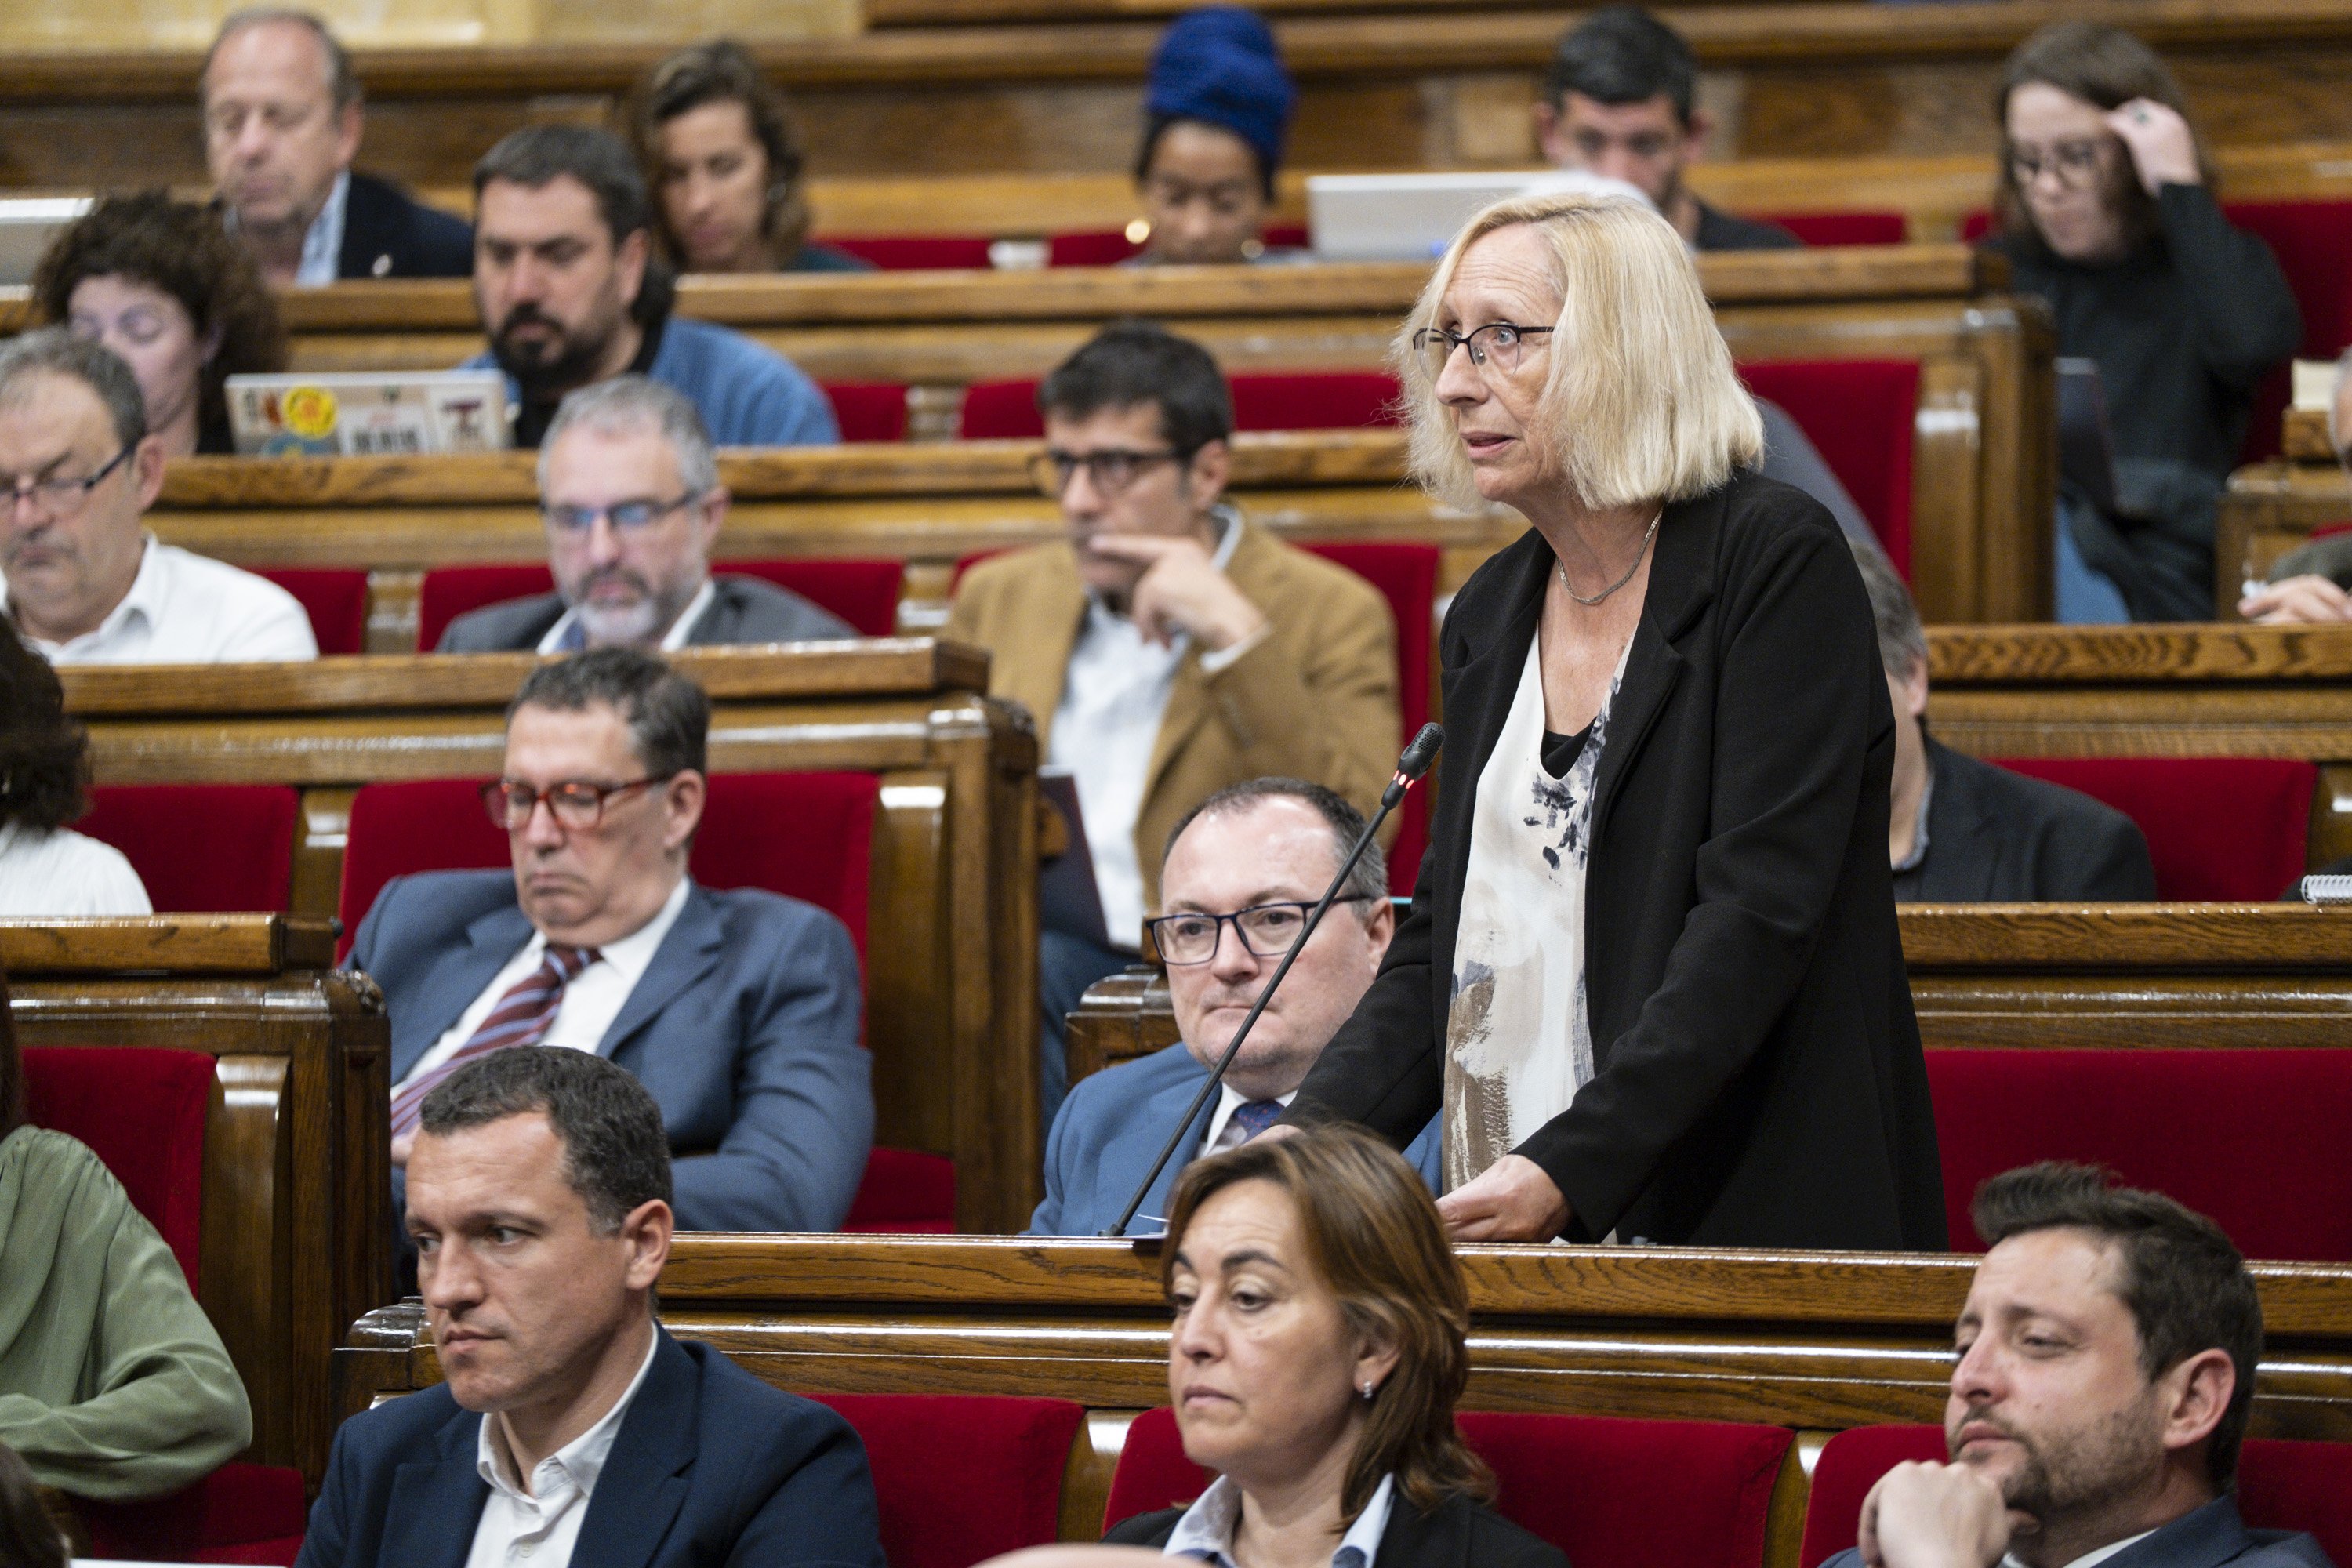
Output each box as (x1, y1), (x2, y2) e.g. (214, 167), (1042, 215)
(2220, 200), (2352, 465)
(78, 1461), (310, 1566)
(819, 234), (997, 270)
(841, 1146), (957, 1232)
(957, 379), (1044, 441)
(416, 558), (904, 648)
(1046, 223), (1310, 267)
(1302, 543), (1437, 893)
(1926, 1047), (2352, 1261)
(254, 568), (368, 655)
(1740, 359), (1918, 575)
(1759, 211), (1909, 246)
(78, 784), (299, 913)
(822, 382), (913, 443)
(1987, 757), (2314, 902)
(1108, 1406), (1792, 1568)
(809, 1394), (1085, 1568)
(958, 371), (1399, 439)
(1803, 1425), (2352, 1568)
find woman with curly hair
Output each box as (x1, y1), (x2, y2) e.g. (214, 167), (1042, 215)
(31, 192), (286, 458)
(0, 630), (147, 916)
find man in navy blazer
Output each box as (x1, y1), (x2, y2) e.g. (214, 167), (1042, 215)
(298, 1047), (884, 1568)
(350, 648), (871, 1234)
(1823, 1164), (2332, 1568)
(1030, 778), (1437, 1236)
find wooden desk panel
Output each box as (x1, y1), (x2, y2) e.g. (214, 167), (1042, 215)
(55, 645), (1045, 1234)
(2219, 459), (2352, 618)
(3, 916), (388, 1486)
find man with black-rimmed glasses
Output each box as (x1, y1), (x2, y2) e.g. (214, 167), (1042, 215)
(0, 328), (314, 663)
(348, 646), (872, 1236)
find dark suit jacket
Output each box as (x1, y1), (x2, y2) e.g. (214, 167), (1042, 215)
(1693, 199), (1802, 252)
(295, 1329), (886, 1568)
(339, 172), (474, 281)
(1106, 1490), (1568, 1567)
(437, 575), (857, 653)
(1819, 1495), (2334, 1568)
(350, 870), (871, 1232)
(1288, 472), (1947, 1250)
(1894, 738), (2159, 902)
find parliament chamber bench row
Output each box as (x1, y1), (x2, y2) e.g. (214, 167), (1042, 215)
(2225, 404), (2352, 617)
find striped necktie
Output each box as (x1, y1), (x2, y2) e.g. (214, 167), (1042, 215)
(389, 944), (599, 1141)
(1229, 1098), (1286, 1143)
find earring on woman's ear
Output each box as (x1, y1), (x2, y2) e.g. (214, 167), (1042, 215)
(1359, 1381), (1377, 1400)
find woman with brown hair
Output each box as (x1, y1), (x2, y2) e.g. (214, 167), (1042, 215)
(1106, 1126), (1564, 1566)
(0, 630), (147, 916)
(1987, 22), (2299, 622)
(30, 191), (286, 458)
(626, 40), (870, 276)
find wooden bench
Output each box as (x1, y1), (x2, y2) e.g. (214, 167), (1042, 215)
(56, 643), (1046, 1235)
(329, 1234), (2352, 1555)
(2221, 405), (2348, 615)
(2, 914), (387, 1486)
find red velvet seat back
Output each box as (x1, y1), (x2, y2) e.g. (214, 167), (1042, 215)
(1302, 542), (1437, 893)
(1739, 359), (1918, 575)
(1926, 1047), (2352, 1260)
(78, 784), (300, 913)
(958, 371), (1396, 439)
(820, 234), (996, 270)
(2220, 200), (2352, 465)
(1803, 1425), (2352, 1568)
(1759, 211), (1908, 246)
(1987, 757), (2314, 902)
(809, 1394), (1086, 1568)
(1108, 1406), (1792, 1568)
(20, 1046), (211, 1288)
(416, 559), (904, 648)
(254, 568), (368, 655)
(1045, 223), (1311, 267)
(822, 381), (913, 443)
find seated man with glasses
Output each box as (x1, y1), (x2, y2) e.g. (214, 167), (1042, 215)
(946, 321), (1399, 1121)
(0, 328), (315, 664)
(1028, 777), (1436, 1236)
(437, 376), (854, 652)
(347, 645), (872, 1237)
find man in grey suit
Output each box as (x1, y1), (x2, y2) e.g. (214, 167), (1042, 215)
(349, 648), (871, 1233)
(1028, 778), (1436, 1236)
(1825, 1163), (2332, 1568)
(437, 376), (854, 653)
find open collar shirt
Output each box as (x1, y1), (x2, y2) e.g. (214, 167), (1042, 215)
(1165, 1472), (1394, 1566)
(7, 534), (318, 665)
(535, 579), (716, 656)
(465, 1326), (660, 1568)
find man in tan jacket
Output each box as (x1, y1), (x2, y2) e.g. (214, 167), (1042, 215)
(946, 322), (1399, 1115)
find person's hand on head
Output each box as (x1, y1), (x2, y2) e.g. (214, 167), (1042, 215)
(1433, 1152), (1571, 1241)
(2238, 574), (2352, 624)
(1857, 1461), (2013, 1568)
(1085, 534), (1267, 651)
(2103, 98), (2200, 194)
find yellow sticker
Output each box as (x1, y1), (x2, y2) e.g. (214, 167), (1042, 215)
(281, 385), (339, 440)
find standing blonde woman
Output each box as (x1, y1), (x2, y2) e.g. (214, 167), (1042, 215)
(1279, 193), (1945, 1253)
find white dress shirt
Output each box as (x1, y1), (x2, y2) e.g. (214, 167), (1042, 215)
(6, 536), (318, 666)
(392, 876), (693, 1094)
(294, 170), (351, 287)
(1164, 1470), (1393, 1566)
(2001, 1531), (2154, 1568)
(1199, 1083), (1297, 1160)
(466, 1325), (660, 1568)
(1049, 510), (1247, 949)
(534, 579), (717, 655)
(0, 821), (151, 916)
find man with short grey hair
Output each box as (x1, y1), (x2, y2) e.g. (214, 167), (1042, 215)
(0, 329), (315, 664)
(203, 8), (474, 285)
(436, 376), (854, 652)
(296, 1047), (887, 1568)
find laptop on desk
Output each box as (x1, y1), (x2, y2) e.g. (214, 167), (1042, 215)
(224, 371), (512, 457)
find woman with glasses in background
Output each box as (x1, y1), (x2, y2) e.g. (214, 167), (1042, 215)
(1987, 22), (2299, 623)
(1272, 192), (1946, 1254)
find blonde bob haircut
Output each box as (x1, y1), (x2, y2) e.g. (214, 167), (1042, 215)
(1396, 192), (1762, 513)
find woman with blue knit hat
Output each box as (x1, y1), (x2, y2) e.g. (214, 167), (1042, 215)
(1134, 5), (1299, 265)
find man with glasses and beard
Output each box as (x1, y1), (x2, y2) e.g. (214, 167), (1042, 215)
(945, 321), (1399, 1120)
(1823, 1163), (2330, 1568)
(436, 377), (853, 652)
(462, 125), (837, 451)
(347, 648), (873, 1236)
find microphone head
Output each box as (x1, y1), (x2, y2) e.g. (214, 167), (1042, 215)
(1398, 722), (1443, 781)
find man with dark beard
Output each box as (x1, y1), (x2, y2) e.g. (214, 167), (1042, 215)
(1825, 1163), (2329, 1568)
(461, 125), (836, 451)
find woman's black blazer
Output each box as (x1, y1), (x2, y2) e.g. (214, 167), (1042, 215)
(1104, 1492), (1570, 1566)
(1290, 471), (1946, 1250)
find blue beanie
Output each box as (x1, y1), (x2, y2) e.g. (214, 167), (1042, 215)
(1145, 6), (1296, 176)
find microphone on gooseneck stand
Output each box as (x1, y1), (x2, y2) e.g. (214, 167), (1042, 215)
(1102, 722), (1445, 1239)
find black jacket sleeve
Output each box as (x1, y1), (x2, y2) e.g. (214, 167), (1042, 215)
(2154, 183), (2303, 393)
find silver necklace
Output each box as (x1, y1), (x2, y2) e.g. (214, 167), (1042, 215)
(1555, 513), (1662, 607)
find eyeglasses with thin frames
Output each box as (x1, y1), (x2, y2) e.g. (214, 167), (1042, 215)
(2005, 138), (2110, 191)
(540, 492), (704, 535)
(2, 444), (135, 521)
(1146, 895), (1376, 965)
(1029, 448), (1185, 499)
(481, 775), (678, 832)
(1410, 323), (1555, 382)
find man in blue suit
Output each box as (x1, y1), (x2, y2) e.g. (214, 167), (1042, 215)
(1029, 778), (1437, 1235)
(298, 1047), (884, 1568)
(350, 647), (870, 1233)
